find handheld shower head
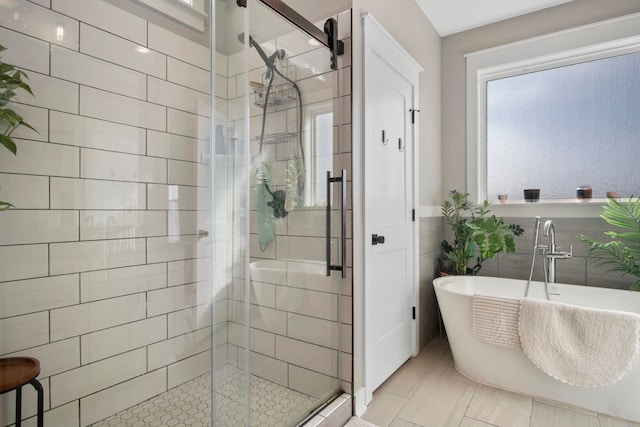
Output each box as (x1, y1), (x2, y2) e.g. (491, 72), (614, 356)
(273, 49), (285, 61)
(533, 216), (541, 247)
(237, 33), (286, 69)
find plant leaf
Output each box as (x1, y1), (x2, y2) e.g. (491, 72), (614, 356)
(0, 134), (17, 154)
(580, 196), (640, 291)
(0, 48), (37, 155)
(441, 189), (523, 274)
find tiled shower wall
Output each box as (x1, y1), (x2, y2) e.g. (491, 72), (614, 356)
(0, 1), (215, 425)
(221, 11), (354, 398)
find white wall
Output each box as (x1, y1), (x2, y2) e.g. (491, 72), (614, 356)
(0, 1), (214, 425)
(353, 0), (442, 208)
(350, 0), (441, 413)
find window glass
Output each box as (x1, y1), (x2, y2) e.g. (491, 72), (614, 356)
(304, 102), (334, 206)
(486, 51), (640, 200)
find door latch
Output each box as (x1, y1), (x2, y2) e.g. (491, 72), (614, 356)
(372, 234), (385, 245)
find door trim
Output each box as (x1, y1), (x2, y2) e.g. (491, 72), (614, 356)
(362, 13), (423, 406)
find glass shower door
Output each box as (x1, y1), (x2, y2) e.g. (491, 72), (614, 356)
(214, 0), (346, 424)
(247, 0), (345, 420)
(212, 0), (251, 425)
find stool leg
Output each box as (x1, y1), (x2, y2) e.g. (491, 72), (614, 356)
(15, 385), (22, 427)
(29, 379), (44, 427)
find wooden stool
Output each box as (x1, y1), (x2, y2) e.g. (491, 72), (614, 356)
(0, 357), (43, 427)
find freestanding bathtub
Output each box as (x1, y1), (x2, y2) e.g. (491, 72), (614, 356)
(433, 275), (640, 422)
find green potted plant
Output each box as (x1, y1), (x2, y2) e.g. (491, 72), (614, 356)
(580, 196), (640, 291)
(0, 43), (35, 210)
(440, 190), (524, 275)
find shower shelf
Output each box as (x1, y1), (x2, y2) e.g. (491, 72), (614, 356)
(254, 84), (297, 108)
(253, 64), (298, 108)
(257, 132), (298, 145)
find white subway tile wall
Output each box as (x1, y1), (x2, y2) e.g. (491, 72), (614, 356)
(79, 369), (166, 426)
(0, 27), (50, 74)
(51, 46), (148, 101)
(79, 24), (166, 78)
(51, 0), (147, 45)
(0, 1), (80, 49)
(3, 104), (49, 141)
(0, 0), (214, 425)
(49, 111), (147, 154)
(0, 0), (353, 425)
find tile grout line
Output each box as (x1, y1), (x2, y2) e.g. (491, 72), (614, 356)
(460, 382), (480, 427)
(379, 347), (451, 427)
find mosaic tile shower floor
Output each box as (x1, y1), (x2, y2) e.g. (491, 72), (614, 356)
(91, 365), (317, 427)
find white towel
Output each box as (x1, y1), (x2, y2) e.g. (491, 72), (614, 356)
(519, 297), (640, 387)
(472, 295), (522, 348)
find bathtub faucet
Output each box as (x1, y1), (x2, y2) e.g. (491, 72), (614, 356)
(525, 217), (572, 299)
(542, 220), (572, 284)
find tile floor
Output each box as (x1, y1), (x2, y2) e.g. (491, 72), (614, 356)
(91, 365), (316, 427)
(344, 417), (379, 427)
(361, 338), (640, 427)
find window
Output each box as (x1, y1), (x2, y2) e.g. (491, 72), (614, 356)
(466, 13), (640, 204)
(304, 102), (334, 207)
(486, 51), (640, 200)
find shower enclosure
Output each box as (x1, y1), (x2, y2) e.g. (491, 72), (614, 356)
(0, 0), (351, 425)
(211, 0), (351, 424)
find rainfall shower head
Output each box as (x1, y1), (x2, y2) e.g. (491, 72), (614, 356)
(237, 32), (285, 69)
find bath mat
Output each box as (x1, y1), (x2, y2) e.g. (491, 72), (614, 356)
(519, 297), (640, 387)
(472, 295), (522, 348)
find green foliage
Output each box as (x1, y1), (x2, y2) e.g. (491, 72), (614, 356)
(441, 190), (524, 275)
(580, 196), (640, 291)
(0, 43), (36, 209)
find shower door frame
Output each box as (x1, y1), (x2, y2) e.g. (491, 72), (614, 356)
(238, 0), (344, 67)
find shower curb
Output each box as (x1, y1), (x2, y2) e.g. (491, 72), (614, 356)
(299, 393), (353, 427)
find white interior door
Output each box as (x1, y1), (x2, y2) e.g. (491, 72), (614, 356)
(363, 14), (420, 404)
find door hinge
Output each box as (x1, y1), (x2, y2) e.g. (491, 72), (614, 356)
(412, 306), (416, 320)
(412, 209), (415, 222)
(410, 108), (420, 124)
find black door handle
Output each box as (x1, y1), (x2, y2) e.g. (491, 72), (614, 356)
(372, 234), (385, 245)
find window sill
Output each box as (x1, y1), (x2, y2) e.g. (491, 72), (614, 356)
(484, 198), (611, 218)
